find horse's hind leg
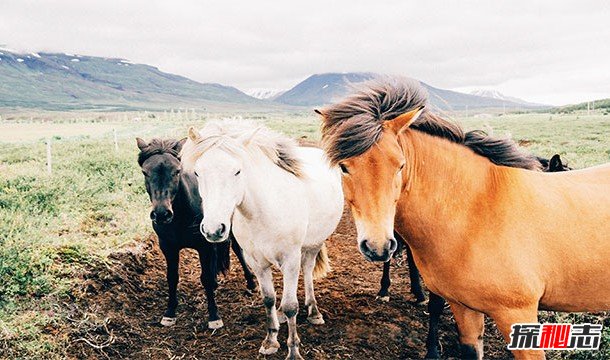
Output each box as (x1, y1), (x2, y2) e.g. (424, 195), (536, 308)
(302, 249), (324, 325)
(281, 254), (303, 360)
(448, 301), (485, 360)
(405, 244), (426, 305)
(376, 260), (391, 302)
(161, 248), (179, 326)
(252, 264), (280, 355)
(424, 292), (445, 359)
(230, 237), (257, 293)
(199, 249), (222, 329)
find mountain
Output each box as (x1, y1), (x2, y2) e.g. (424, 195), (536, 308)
(245, 88), (286, 100)
(275, 73), (377, 106)
(470, 89), (545, 107)
(276, 72), (547, 111)
(0, 49), (261, 110)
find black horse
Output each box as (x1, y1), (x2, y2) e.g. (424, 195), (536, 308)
(378, 153), (572, 358)
(136, 137), (257, 329)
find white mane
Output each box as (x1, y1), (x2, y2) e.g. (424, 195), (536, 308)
(180, 119), (303, 177)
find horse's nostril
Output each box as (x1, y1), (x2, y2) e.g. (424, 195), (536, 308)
(359, 239), (370, 254)
(388, 238), (398, 253)
(219, 223), (226, 234)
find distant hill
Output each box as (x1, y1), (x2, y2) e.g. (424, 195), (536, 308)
(276, 72), (547, 111)
(551, 98), (610, 114)
(0, 49), (261, 110)
(469, 89), (546, 107)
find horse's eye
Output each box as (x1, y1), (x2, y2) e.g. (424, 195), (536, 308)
(339, 163), (349, 174)
(235, 169), (241, 176)
(174, 169), (181, 176)
(194, 171), (199, 177)
(398, 163), (405, 172)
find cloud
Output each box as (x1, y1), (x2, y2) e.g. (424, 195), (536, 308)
(1, 0), (609, 104)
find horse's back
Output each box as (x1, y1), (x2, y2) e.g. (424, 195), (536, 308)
(296, 147), (344, 246)
(549, 162), (610, 184)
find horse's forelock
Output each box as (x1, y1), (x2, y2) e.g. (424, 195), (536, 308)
(180, 120), (304, 178)
(138, 138), (181, 166)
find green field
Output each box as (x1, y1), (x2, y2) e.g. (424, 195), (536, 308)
(0, 111), (608, 358)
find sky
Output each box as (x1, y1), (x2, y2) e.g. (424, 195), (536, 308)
(1, 1), (609, 105)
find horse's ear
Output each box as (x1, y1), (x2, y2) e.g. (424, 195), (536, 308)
(239, 127), (262, 146)
(174, 137), (187, 152)
(188, 127), (201, 142)
(136, 137), (148, 151)
(549, 154), (564, 172)
(386, 106), (424, 134)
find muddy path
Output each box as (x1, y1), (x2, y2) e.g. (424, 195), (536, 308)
(65, 207), (510, 359)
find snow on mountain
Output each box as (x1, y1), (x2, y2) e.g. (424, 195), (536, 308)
(245, 88), (286, 100)
(469, 89), (535, 106)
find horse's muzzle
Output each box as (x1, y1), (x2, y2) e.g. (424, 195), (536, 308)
(151, 208), (174, 225)
(201, 222), (229, 243)
(359, 238), (397, 262)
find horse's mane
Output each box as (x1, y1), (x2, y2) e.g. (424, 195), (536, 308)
(137, 138), (183, 166)
(320, 78), (541, 170)
(180, 119), (303, 178)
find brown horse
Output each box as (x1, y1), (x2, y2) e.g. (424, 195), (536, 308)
(318, 79), (610, 359)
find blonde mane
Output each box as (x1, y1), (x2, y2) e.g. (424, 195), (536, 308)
(180, 119), (303, 178)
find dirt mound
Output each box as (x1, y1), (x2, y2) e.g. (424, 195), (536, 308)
(65, 209), (510, 359)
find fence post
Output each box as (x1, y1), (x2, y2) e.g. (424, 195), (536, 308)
(46, 137), (52, 175)
(113, 128), (119, 152)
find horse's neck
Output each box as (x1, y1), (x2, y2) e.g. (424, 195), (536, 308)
(237, 155), (299, 223)
(398, 130), (510, 255)
(174, 172), (202, 223)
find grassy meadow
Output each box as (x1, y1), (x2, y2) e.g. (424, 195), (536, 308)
(0, 110), (608, 358)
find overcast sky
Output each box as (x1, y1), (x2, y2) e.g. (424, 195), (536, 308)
(1, 1), (609, 105)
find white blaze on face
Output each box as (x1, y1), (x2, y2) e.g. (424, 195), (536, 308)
(193, 148), (245, 243)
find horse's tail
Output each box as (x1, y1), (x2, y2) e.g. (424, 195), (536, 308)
(215, 241), (231, 276)
(313, 243), (331, 280)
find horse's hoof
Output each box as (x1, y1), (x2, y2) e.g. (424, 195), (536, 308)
(208, 319), (224, 330)
(285, 352), (304, 360)
(160, 317), (177, 326)
(376, 295), (390, 302)
(259, 339), (280, 355)
(245, 285), (258, 296)
(413, 298), (428, 307)
(307, 314), (325, 325)
(277, 311), (287, 324)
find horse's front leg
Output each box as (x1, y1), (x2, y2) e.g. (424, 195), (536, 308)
(377, 260), (391, 302)
(405, 242), (426, 305)
(424, 292), (446, 359)
(199, 248), (223, 329)
(281, 253), (303, 360)
(161, 247), (179, 326)
(230, 235), (257, 293)
(448, 301), (485, 360)
(251, 262), (281, 355)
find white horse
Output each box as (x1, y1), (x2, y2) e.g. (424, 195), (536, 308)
(181, 120), (344, 360)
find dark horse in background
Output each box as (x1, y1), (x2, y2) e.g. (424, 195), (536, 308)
(136, 138), (257, 329)
(377, 150), (571, 358)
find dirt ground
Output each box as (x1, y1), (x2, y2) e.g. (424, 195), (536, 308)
(64, 206), (512, 359)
